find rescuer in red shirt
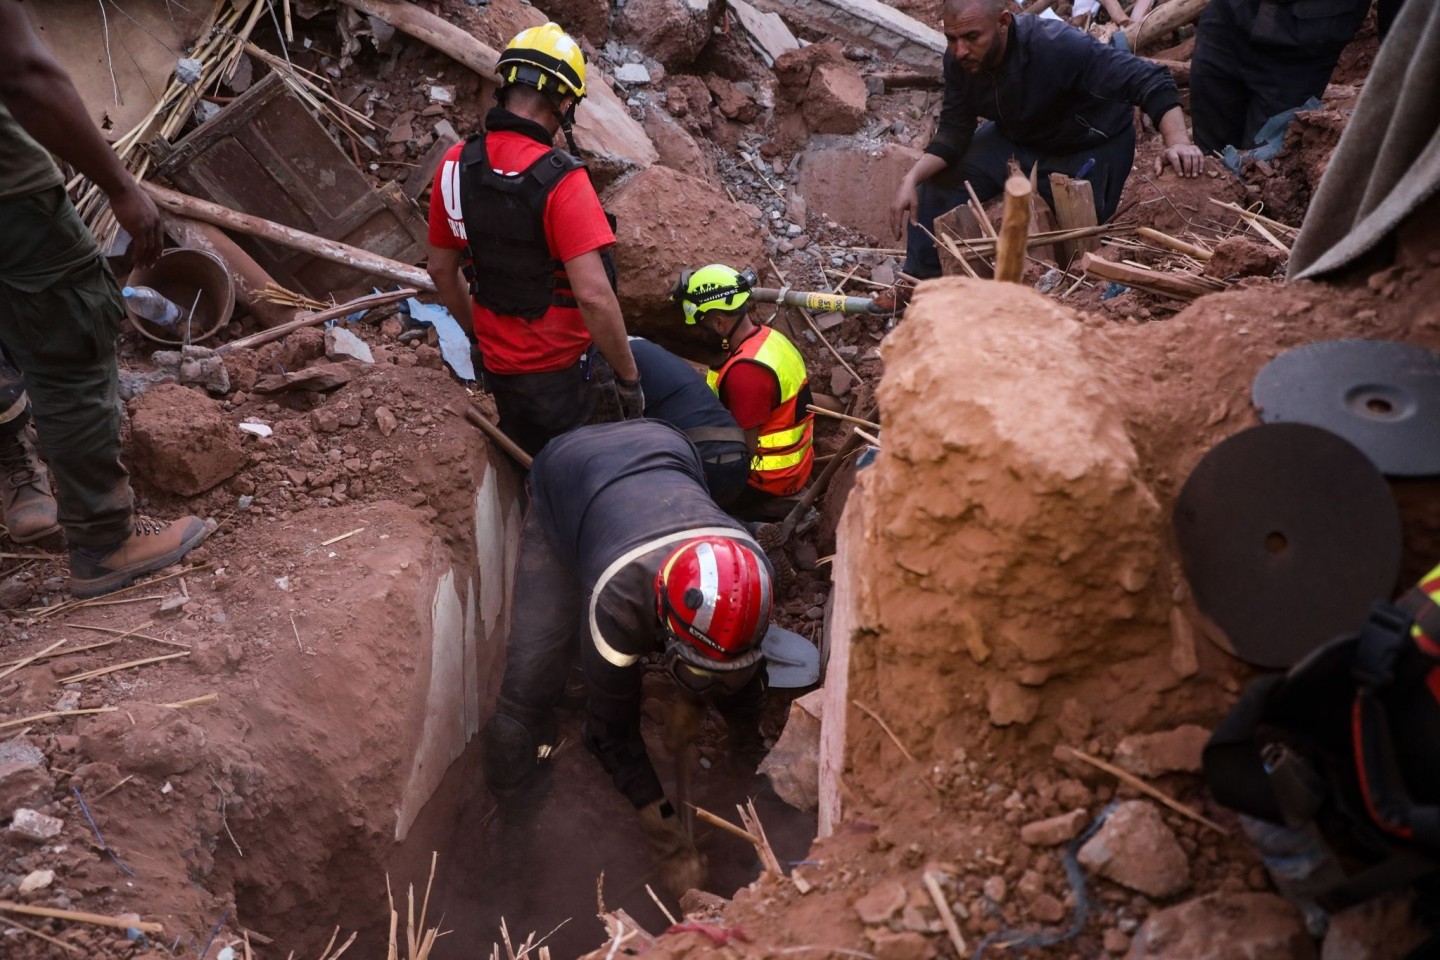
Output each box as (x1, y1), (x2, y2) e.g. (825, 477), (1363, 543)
(674, 264), (814, 516)
(426, 23), (641, 456)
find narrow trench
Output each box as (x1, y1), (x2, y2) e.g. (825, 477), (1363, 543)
(404, 706), (817, 957)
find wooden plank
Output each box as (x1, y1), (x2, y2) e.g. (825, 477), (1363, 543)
(1079, 253), (1224, 300)
(1048, 174), (1100, 267)
(1124, 0), (1210, 53)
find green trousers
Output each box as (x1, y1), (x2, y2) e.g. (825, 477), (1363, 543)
(0, 186), (132, 545)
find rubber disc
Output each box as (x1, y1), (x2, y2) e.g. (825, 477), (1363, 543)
(1252, 339), (1440, 477)
(1174, 423), (1402, 668)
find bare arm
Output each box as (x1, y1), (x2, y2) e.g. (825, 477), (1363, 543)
(426, 245), (477, 341)
(890, 152), (951, 239)
(566, 249), (638, 382)
(1154, 106), (1204, 178)
(0, 0), (162, 265)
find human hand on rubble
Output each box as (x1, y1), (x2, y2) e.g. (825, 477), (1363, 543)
(109, 182), (164, 268)
(890, 179), (919, 239)
(1155, 142), (1205, 179)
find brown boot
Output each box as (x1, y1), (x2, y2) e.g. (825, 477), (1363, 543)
(0, 425), (59, 544)
(69, 515), (208, 599)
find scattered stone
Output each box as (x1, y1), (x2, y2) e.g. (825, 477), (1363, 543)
(1078, 800), (1191, 898)
(0, 742), (51, 818)
(157, 595), (191, 617)
(868, 929), (932, 960)
(325, 326), (375, 364)
(986, 679), (1040, 727)
(679, 888), (729, 918)
(9, 807), (63, 842)
(830, 366), (855, 396)
(982, 875), (1007, 903)
(804, 61), (868, 134)
(374, 406), (399, 437)
(128, 383), (248, 496)
(18, 868), (54, 894)
(615, 0), (716, 69)
(252, 363), (354, 394)
(1130, 893), (1315, 959)
(615, 63), (652, 85)
(727, 0), (800, 66)
(78, 703), (206, 777)
(1203, 237), (1288, 279)
(311, 408), (341, 433)
(1102, 929), (1129, 955)
(380, 316), (405, 339)
(0, 575), (34, 609)
(1029, 893), (1066, 925)
(854, 879), (908, 925)
(1322, 891), (1429, 959)
(1113, 724), (1210, 778)
(1020, 809), (1088, 846)
(705, 74), (759, 122)
(1056, 698), (1093, 743)
(758, 695), (820, 811)
(151, 346), (231, 394)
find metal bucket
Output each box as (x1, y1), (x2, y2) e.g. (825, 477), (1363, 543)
(124, 248), (235, 345)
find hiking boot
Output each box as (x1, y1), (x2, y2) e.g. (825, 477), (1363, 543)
(69, 515), (209, 599)
(0, 425), (59, 544)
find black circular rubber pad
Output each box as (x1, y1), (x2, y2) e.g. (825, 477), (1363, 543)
(1253, 339), (1440, 477)
(1174, 423), (1402, 668)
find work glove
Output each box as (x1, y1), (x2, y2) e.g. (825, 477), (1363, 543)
(616, 376), (646, 421)
(638, 799), (707, 897)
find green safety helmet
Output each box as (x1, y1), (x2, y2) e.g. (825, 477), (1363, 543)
(672, 264), (758, 324)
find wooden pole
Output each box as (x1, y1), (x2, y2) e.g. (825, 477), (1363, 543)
(0, 902), (164, 935)
(218, 288), (418, 353)
(142, 182), (436, 293)
(1137, 226), (1214, 261)
(994, 175), (1032, 283)
(463, 407), (534, 470)
(1123, 0), (1210, 54)
(1048, 174), (1100, 266)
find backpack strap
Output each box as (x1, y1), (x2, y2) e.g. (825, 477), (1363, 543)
(1203, 675), (1290, 824)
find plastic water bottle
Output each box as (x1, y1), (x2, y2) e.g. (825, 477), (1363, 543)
(121, 286), (181, 328)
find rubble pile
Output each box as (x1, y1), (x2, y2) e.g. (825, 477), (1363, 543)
(0, 0), (1422, 957)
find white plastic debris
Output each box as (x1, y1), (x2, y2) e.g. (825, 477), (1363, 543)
(239, 420), (273, 438)
(429, 84), (456, 104)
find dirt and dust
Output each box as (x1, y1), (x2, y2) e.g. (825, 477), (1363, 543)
(0, 0), (1418, 957)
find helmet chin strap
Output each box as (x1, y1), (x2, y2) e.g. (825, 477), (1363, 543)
(559, 100), (580, 155)
(719, 309), (747, 352)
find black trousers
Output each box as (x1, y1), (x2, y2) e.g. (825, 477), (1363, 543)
(1190, 3), (1348, 155)
(903, 120), (1135, 279)
(485, 349), (618, 458)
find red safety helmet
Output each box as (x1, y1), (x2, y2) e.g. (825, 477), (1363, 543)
(656, 537), (772, 694)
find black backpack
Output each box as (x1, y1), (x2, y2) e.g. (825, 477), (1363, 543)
(1204, 585), (1440, 917)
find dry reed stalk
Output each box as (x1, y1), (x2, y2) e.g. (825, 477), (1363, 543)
(851, 699), (917, 763)
(1060, 746), (1229, 834)
(58, 651), (190, 685)
(33, 564), (215, 621)
(69, 622), (191, 650)
(0, 640), (115, 669)
(0, 639), (68, 683)
(1, 915), (80, 953)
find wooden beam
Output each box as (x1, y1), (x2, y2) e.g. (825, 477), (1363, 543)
(1123, 0), (1209, 53)
(142, 182), (436, 293)
(1137, 226), (1213, 261)
(1079, 252), (1224, 300)
(1048, 174), (1099, 267)
(995, 175), (1032, 283)
(161, 214), (297, 329)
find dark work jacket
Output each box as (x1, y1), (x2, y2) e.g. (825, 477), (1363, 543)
(629, 337), (741, 434)
(1205, 0), (1370, 56)
(529, 420), (768, 806)
(925, 14), (1181, 165)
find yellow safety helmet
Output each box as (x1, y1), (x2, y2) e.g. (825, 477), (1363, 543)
(673, 264), (758, 324)
(497, 23), (587, 100)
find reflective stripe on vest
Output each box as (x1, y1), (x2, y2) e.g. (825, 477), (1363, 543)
(707, 326), (814, 495)
(1401, 563), (1440, 658)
